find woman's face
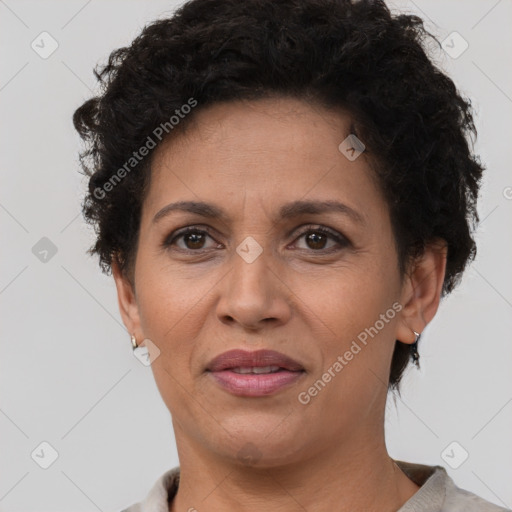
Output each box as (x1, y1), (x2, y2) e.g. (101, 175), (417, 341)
(115, 97), (419, 466)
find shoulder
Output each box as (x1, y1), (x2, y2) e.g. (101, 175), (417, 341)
(118, 466), (180, 512)
(442, 476), (511, 512)
(394, 459), (510, 512)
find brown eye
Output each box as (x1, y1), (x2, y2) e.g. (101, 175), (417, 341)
(164, 227), (218, 251)
(163, 225), (350, 254)
(304, 232), (328, 250)
(294, 226), (350, 253)
(182, 231), (207, 249)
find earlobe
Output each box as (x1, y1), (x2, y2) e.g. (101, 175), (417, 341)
(112, 258), (142, 338)
(396, 239), (448, 344)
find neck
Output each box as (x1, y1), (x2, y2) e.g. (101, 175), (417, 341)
(169, 420), (419, 512)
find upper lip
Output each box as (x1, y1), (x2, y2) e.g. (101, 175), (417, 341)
(206, 349), (304, 372)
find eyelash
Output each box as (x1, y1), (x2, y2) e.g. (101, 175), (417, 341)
(162, 224), (351, 254)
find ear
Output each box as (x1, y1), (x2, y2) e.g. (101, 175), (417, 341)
(112, 258), (142, 340)
(396, 238), (448, 344)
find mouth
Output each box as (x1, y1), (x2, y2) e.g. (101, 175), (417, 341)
(230, 365), (282, 374)
(206, 349), (304, 372)
(205, 349), (305, 397)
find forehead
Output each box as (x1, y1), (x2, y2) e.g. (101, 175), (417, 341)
(142, 97), (384, 226)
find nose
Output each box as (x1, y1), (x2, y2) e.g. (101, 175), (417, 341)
(215, 241), (292, 331)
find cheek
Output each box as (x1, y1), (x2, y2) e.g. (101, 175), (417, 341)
(295, 258), (397, 337)
(295, 271), (398, 419)
(135, 250), (208, 337)
(295, 263), (400, 409)
(136, 274), (204, 416)
(134, 266), (199, 381)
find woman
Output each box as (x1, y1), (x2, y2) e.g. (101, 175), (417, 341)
(73, 0), (509, 510)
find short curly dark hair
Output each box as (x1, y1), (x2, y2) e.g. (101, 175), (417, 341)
(73, 0), (484, 392)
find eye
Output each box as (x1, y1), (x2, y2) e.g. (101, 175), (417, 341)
(163, 227), (220, 252)
(292, 225), (350, 253)
(162, 225), (351, 254)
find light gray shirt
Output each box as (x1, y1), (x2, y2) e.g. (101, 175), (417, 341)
(121, 459), (511, 512)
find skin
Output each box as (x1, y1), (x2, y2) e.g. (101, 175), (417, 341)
(113, 97), (447, 512)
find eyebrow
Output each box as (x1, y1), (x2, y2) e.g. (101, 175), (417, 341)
(152, 199), (365, 225)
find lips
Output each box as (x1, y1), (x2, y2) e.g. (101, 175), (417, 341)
(206, 349), (305, 397)
(206, 349), (304, 372)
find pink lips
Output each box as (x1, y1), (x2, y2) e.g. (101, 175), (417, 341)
(206, 349), (305, 397)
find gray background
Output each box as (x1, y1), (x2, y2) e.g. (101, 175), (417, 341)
(1, 0), (511, 510)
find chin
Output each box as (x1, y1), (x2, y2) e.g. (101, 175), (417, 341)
(208, 418), (310, 466)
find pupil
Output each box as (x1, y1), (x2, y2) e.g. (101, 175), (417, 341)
(307, 232), (326, 249)
(186, 233), (204, 249)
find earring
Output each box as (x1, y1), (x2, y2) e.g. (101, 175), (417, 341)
(410, 331), (421, 369)
(130, 333), (138, 350)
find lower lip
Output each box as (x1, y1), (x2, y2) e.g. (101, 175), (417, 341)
(208, 369), (305, 397)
